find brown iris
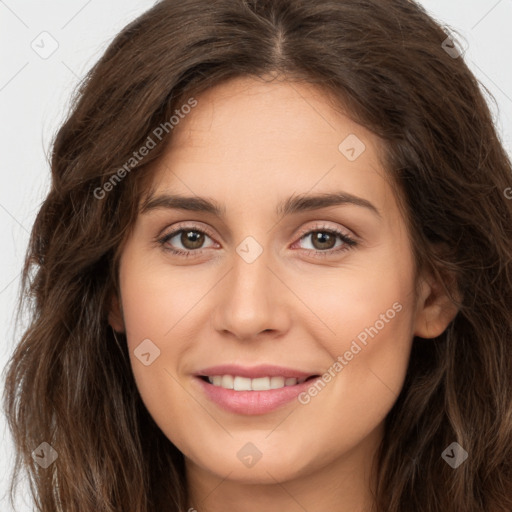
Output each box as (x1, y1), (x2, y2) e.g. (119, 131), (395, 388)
(310, 231), (336, 251)
(180, 230), (205, 250)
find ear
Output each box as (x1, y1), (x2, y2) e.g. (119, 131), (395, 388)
(108, 291), (125, 333)
(413, 266), (460, 339)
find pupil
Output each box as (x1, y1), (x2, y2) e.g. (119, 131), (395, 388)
(314, 232), (335, 250)
(182, 231), (204, 249)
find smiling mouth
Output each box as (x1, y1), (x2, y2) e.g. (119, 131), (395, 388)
(199, 374), (320, 391)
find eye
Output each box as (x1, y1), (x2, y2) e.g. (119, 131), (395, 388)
(157, 224), (217, 257)
(156, 222), (358, 259)
(291, 224), (358, 258)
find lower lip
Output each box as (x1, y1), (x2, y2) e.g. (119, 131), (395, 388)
(195, 376), (320, 415)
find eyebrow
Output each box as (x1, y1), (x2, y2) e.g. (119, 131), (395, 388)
(140, 191), (381, 219)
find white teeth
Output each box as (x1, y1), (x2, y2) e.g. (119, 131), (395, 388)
(206, 375), (306, 391)
(251, 377), (270, 391)
(233, 376), (252, 391)
(221, 375), (234, 389)
(270, 376), (285, 389)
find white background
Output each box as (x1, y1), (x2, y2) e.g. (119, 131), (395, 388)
(1, 0), (511, 509)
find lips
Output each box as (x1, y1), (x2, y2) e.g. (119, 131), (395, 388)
(194, 364), (321, 415)
(196, 364), (317, 379)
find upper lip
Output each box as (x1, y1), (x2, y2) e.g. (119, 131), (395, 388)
(196, 364), (319, 379)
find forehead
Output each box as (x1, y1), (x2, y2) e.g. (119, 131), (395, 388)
(144, 76), (396, 220)
(168, 76), (371, 155)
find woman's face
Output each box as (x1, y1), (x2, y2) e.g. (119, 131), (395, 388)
(110, 76), (452, 499)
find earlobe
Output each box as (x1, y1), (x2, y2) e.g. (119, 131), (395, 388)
(413, 271), (460, 339)
(108, 293), (125, 333)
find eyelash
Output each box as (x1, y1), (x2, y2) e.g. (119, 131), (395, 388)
(156, 223), (358, 259)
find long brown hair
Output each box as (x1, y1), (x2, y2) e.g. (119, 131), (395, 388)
(3, 0), (512, 510)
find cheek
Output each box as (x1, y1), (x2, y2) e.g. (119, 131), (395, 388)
(117, 255), (200, 428)
(295, 243), (417, 420)
(301, 288), (413, 406)
(289, 293), (414, 472)
(119, 255), (209, 343)
(297, 243), (416, 361)
(119, 269), (203, 454)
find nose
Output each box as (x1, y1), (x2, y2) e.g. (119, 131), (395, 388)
(210, 242), (291, 341)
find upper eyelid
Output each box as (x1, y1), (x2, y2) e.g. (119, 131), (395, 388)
(161, 222), (217, 241)
(160, 221), (355, 245)
(295, 223), (354, 239)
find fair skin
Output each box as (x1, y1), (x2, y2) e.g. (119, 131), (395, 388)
(109, 75), (458, 512)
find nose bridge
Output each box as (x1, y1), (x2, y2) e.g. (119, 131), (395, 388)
(231, 236), (273, 314)
(233, 240), (270, 302)
(212, 234), (288, 338)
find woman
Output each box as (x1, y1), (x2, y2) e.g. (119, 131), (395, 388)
(3, 0), (512, 511)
